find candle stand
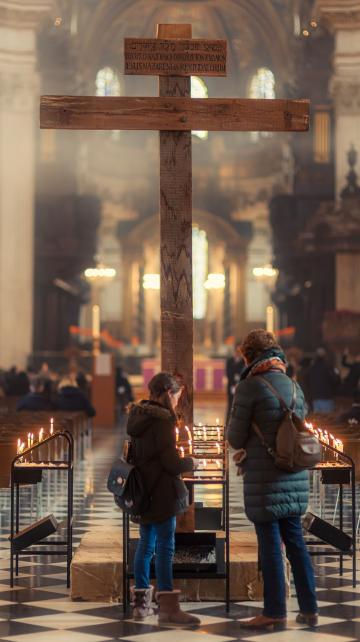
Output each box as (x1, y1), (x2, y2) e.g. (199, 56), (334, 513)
(122, 423), (230, 611)
(10, 430), (74, 588)
(305, 442), (356, 587)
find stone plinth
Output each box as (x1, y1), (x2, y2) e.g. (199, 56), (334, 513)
(71, 529), (290, 603)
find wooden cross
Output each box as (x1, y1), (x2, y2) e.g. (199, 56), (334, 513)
(40, 23), (309, 427)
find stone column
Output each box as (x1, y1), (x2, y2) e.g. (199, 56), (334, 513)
(316, 1), (360, 198)
(0, 1), (51, 367)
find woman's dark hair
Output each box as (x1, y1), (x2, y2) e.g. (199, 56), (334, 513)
(148, 372), (182, 417)
(241, 329), (281, 364)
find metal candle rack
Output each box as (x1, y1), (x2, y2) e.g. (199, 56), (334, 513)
(122, 422), (230, 612)
(10, 430), (74, 587)
(307, 441), (356, 587)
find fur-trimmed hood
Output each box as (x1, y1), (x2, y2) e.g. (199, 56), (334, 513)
(127, 400), (173, 437)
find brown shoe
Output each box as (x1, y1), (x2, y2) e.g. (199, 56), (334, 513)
(296, 612), (318, 626)
(239, 615), (287, 629)
(156, 590), (200, 627)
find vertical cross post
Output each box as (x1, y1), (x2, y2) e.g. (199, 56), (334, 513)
(158, 24), (193, 427)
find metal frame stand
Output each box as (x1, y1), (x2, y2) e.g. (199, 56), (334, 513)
(10, 430), (74, 588)
(307, 445), (356, 588)
(122, 437), (230, 613)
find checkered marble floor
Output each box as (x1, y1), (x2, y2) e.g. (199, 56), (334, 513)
(0, 405), (359, 642)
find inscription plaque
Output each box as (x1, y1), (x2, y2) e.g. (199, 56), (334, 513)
(124, 38), (227, 76)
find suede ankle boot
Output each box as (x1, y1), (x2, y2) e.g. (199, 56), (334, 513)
(130, 586), (154, 620)
(156, 590), (200, 627)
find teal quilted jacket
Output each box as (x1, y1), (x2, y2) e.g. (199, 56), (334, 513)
(227, 366), (309, 524)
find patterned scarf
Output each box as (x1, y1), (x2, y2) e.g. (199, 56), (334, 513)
(250, 356), (286, 377)
(241, 348), (287, 380)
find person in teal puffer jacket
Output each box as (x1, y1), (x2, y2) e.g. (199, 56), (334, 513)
(227, 329), (317, 630)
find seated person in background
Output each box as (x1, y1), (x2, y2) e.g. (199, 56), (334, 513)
(55, 377), (96, 417)
(336, 389), (360, 425)
(17, 377), (54, 411)
(6, 367), (30, 396)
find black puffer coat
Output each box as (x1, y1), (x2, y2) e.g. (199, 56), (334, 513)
(227, 356), (309, 524)
(127, 400), (194, 524)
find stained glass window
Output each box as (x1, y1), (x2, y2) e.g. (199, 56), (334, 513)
(192, 226), (208, 319)
(249, 68), (275, 141)
(95, 67), (121, 97)
(191, 76), (208, 141)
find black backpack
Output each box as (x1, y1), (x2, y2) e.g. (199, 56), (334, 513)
(107, 441), (160, 520)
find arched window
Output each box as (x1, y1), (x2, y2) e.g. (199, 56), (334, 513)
(249, 67), (275, 100)
(249, 68), (275, 141)
(95, 67), (121, 97)
(192, 226), (208, 319)
(191, 76), (208, 141)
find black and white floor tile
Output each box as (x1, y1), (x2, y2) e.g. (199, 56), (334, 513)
(0, 406), (358, 641)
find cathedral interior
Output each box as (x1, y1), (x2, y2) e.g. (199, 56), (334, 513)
(4, 0), (359, 371)
(2, 1), (360, 641)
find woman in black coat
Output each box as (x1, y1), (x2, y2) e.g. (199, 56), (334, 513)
(227, 330), (317, 630)
(127, 372), (200, 627)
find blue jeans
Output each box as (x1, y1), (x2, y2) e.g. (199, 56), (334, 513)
(313, 399), (335, 413)
(255, 516), (317, 618)
(134, 516), (176, 591)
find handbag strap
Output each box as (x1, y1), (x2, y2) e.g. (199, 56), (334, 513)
(257, 375), (297, 412)
(252, 421), (276, 459)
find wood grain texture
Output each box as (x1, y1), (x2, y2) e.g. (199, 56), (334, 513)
(159, 23), (195, 533)
(124, 37), (226, 76)
(40, 96), (309, 132)
(159, 24), (193, 431)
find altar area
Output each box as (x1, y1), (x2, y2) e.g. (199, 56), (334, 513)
(142, 357), (226, 392)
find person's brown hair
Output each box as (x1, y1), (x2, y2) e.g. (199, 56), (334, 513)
(148, 372), (182, 418)
(241, 329), (280, 364)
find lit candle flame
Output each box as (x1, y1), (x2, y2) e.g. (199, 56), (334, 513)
(188, 439), (192, 455)
(179, 446), (184, 458)
(216, 442), (221, 455)
(175, 427), (179, 442)
(27, 433), (31, 449)
(216, 459), (221, 468)
(216, 417), (220, 425)
(203, 426), (207, 442)
(39, 428), (44, 442)
(50, 418), (54, 435)
(17, 438), (21, 454)
(185, 425), (191, 441)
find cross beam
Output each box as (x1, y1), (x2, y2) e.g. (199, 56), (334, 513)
(40, 96), (309, 132)
(40, 23), (310, 431)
